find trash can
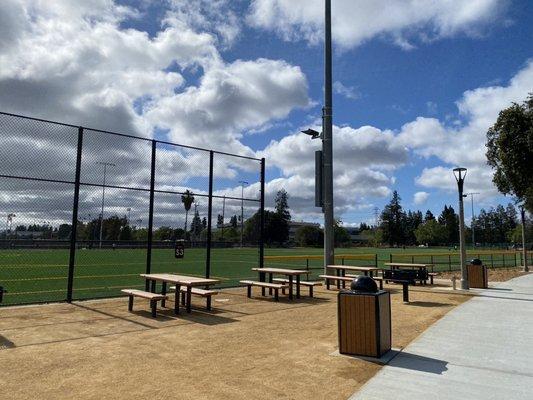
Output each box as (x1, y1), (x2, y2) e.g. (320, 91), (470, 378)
(338, 276), (391, 357)
(467, 259), (488, 289)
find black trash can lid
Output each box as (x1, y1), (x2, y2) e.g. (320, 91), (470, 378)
(470, 258), (483, 265)
(350, 276), (378, 293)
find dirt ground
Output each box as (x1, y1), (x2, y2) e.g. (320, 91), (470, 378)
(438, 266), (528, 282)
(0, 283), (472, 400)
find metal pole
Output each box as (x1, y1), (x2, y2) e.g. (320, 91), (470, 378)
(521, 206), (529, 272)
(259, 158), (265, 270)
(145, 140), (156, 291)
(465, 192), (479, 248)
(238, 180), (248, 248)
(323, 0), (335, 273)
(97, 161), (115, 249)
(205, 151), (214, 278)
(221, 195), (226, 240)
(454, 168), (469, 290)
(67, 127), (84, 302)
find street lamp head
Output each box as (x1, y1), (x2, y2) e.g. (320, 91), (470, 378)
(453, 167), (467, 182)
(301, 128), (321, 139)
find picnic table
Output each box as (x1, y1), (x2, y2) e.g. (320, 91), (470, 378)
(140, 273), (219, 314)
(251, 267), (307, 300)
(383, 263), (433, 285)
(326, 265), (382, 288)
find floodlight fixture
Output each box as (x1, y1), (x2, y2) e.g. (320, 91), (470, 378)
(301, 128), (321, 139)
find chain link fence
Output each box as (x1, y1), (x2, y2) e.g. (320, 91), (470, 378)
(0, 112), (265, 305)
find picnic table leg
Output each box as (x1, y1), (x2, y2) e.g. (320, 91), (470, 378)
(260, 272), (265, 296)
(336, 269), (341, 289)
(161, 282), (167, 308)
(288, 275), (293, 300)
(174, 284), (180, 315)
(402, 282), (409, 303)
(186, 286), (192, 313)
(128, 295), (134, 312)
(150, 300), (157, 318)
(268, 273), (273, 295)
(296, 275), (301, 299)
(150, 279), (156, 293)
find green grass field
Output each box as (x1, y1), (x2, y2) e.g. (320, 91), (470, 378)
(0, 246), (524, 306)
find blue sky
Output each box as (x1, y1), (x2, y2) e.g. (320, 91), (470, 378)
(1, 0), (532, 227)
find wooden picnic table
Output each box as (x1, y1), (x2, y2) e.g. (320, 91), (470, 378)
(251, 267), (307, 300)
(140, 273), (219, 314)
(326, 264), (381, 288)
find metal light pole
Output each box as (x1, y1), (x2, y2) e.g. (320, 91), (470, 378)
(453, 167), (469, 290)
(126, 207), (131, 224)
(465, 192), (479, 248)
(238, 181), (248, 248)
(520, 206), (529, 272)
(323, 0), (335, 272)
(96, 161), (115, 249)
(221, 195), (226, 241)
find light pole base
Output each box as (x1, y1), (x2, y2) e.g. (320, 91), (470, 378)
(460, 279), (469, 290)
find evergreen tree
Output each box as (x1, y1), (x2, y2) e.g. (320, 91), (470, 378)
(274, 189), (291, 243)
(438, 205), (459, 245)
(217, 214), (224, 227)
(424, 210), (435, 221)
(380, 191), (406, 246)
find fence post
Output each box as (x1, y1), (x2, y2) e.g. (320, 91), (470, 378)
(389, 253), (392, 263)
(448, 254), (452, 271)
(502, 253), (506, 268)
(205, 151), (214, 278)
(66, 127), (84, 303)
(145, 140), (157, 291)
(514, 252), (517, 267)
(374, 254), (378, 268)
(259, 158), (265, 281)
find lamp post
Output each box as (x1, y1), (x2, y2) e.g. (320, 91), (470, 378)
(238, 181), (248, 248)
(96, 161), (116, 249)
(464, 192), (480, 248)
(520, 206), (529, 272)
(302, 0), (334, 274)
(453, 167), (469, 290)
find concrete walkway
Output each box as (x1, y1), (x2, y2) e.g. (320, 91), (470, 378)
(350, 273), (533, 400)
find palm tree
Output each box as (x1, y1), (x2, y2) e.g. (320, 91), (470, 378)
(181, 190), (194, 238)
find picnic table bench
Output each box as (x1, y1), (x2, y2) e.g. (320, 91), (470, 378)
(170, 286), (218, 311)
(121, 289), (167, 318)
(240, 280), (287, 301)
(272, 278), (322, 297)
(251, 267), (308, 299)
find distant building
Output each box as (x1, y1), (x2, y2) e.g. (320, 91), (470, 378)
(289, 221), (321, 242)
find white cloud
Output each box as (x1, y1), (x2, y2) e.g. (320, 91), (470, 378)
(333, 81), (359, 100)
(401, 60), (533, 194)
(247, 0), (506, 49)
(413, 191), (429, 205)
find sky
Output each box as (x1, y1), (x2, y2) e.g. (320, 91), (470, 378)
(0, 0), (532, 229)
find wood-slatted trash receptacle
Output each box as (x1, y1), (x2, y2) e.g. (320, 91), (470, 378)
(467, 258), (488, 289)
(338, 276), (391, 358)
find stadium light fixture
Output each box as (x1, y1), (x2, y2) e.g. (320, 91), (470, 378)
(301, 128), (321, 140)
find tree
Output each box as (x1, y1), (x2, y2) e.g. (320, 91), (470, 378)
(190, 210), (202, 239)
(181, 190), (194, 234)
(230, 215), (238, 229)
(438, 205), (459, 245)
(486, 95), (533, 212)
(274, 189), (291, 244)
(424, 210), (435, 221)
(57, 224), (72, 240)
(415, 219), (447, 246)
(334, 220), (351, 246)
(217, 214), (224, 227)
(380, 191), (406, 246)
(294, 225), (323, 247)
(119, 225), (133, 241)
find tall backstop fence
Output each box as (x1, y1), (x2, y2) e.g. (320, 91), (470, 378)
(0, 112), (265, 305)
